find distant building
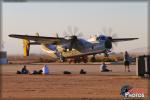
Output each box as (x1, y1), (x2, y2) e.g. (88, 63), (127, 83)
(0, 51), (8, 64)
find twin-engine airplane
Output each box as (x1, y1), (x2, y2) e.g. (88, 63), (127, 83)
(9, 33), (138, 63)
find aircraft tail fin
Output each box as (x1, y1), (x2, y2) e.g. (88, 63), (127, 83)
(23, 39), (30, 56)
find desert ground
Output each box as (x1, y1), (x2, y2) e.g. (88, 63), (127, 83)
(1, 63), (150, 100)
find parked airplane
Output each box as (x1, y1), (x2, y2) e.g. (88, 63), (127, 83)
(9, 33), (138, 63)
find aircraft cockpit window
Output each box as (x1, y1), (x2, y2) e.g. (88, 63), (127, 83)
(99, 36), (106, 40)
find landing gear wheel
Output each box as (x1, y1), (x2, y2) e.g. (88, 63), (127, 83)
(91, 56), (96, 62)
(60, 57), (65, 62)
(83, 56), (88, 63)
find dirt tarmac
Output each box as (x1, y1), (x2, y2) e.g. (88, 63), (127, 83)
(1, 64), (149, 100)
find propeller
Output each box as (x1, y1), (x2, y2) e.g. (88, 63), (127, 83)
(102, 27), (118, 38)
(64, 26), (83, 38)
(63, 26), (84, 51)
(101, 27), (118, 48)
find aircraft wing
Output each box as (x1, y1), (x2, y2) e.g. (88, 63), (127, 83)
(65, 50), (105, 58)
(112, 38), (138, 42)
(9, 34), (67, 44)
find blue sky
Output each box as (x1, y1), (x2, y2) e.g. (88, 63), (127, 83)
(2, 2), (148, 55)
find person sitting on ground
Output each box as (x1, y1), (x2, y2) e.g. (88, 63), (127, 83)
(38, 70), (43, 74)
(21, 65), (29, 74)
(100, 62), (112, 72)
(42, 64), (49, 75)
(80, 69), (86, 74)
(17, 65), (29, 74)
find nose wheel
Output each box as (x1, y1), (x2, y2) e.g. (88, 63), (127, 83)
(104, 53), (109, 57)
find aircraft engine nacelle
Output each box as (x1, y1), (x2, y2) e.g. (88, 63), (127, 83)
(104, 37), (112, 49)
(23, 39), (30, 56)
(97, 35), (112, 50)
